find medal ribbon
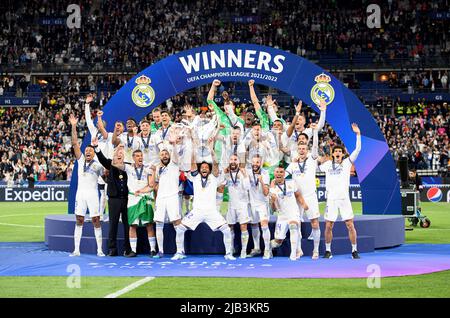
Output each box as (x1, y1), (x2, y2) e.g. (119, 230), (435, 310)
(230, 170), (239, 186)
(276, 181), (286, 196)
(135, 166), (144, 180)
(127, 135), (134, 148)
(298, 160), (306, 174)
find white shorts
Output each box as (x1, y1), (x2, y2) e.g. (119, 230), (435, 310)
(75, 191), (100, 217)
(249, 203), (269, 223)
(324, 197), (354, 222)
(182, 209), (226, 231)
(274, 217), (299, 240)
(227, 204), (251, 225)
(299, 193), (320, 220)
(154, 195), (181, 223)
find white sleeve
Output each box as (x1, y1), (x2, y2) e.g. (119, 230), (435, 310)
(77, 154), (85, 166)
(318, 160), (330, 172)
(285, 163), (293, 176)
(119, 134), (126, 146)
(281, 132), (290, 147)
(192, 115), (200, 127)
(292, 181), (299, 193)
(311, 129), (319, 159)
(216, 173), (226, 185)
(225, 103), (240, 125)
(237, 141), (246, 155)
(133, 138), (142, 150)
(267, 105), (278, 123)
(187, 170), (198, 182)
(84, 103), (97, 137)
(124, 164), (133, 175)
(303, 127), (313, 139)
(317, 108), (326, 131)
(96, 162), (105, 176)
(349, 134), (361, 163)
(262, 172), (270, 185)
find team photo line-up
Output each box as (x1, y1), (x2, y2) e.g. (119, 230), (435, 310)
(70, 78), (362, 262)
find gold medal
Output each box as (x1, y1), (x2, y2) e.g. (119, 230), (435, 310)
(299, 173), (305, 178)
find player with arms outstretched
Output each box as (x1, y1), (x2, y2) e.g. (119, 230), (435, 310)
(319, 123), (362, 259)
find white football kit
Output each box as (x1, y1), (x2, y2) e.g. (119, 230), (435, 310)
(319, 134), (361, 222)
(247, 168), (270, 223)
(125, 164), (152, 225)
(153, 161), (181, 223)
(75, 154), (104, 217)
(182, 171), (227, 230)
(286, 155), (320, 220)
(270, 179), (301, 240)
(119, 132), (143, 163)
(224, 170), (251, 224)
(139, 133), (158, 166)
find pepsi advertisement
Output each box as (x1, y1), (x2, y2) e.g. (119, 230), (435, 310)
(420, 186), (450, 203)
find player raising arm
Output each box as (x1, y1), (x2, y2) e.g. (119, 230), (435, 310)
(172, 138), (236, 261)
(285, 123), (321, 259)
(318, 123), (361, 259)
(69, 114), (105, 257)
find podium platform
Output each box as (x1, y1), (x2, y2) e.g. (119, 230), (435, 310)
(45, 214), (405, 256)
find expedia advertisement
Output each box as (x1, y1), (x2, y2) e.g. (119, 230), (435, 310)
(420, 186), (450, 203)
(0, 187), (69, 202)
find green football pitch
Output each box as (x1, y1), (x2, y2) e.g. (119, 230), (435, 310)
(0, 201), (449, 298)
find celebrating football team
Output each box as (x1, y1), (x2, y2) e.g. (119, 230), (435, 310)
(69, 79), (363, 261)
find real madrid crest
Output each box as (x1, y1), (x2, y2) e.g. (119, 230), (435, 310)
(132, 75), (155, 108)
(310, 73), (335, 106)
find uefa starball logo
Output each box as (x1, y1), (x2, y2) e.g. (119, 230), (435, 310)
(131, 75), (155, 108)
(310, 73), (335, 106)
(426, 187), (443, 202)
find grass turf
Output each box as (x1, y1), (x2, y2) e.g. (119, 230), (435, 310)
(0, 201), (448, 298)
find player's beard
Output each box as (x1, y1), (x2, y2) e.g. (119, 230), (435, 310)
(252, 164), (260, 173)
(161, 157), (170, 166)
(229, 163), (238, 171)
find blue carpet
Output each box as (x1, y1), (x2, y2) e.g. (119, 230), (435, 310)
(0, 242), (449, 278)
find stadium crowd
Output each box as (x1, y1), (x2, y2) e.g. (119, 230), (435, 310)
(1, 0), (449, 70)
(0, 87), (448, 185)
